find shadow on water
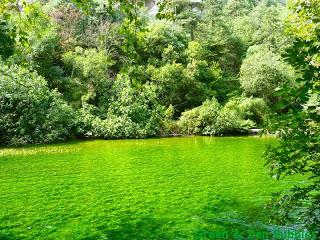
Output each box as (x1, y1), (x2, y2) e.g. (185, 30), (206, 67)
(0, 225), (20, 239)
(0, 234), (20, 240)
(0, 215), (22, 240)
(93, 199), (313, 240)
(191, 199), (272, 240)
(0, 200), (313, 240)
(191, 199), (314, 240)
(100, 216), (172, 240)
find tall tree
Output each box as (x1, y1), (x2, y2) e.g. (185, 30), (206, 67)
(266, 0), (320, 235)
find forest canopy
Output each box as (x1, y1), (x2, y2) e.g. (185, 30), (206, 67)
(0, 0), (294, 145)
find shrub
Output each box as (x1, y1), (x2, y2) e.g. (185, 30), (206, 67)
(178, 97), (268, 136)
(0, 63), (75, 145)
(76, 74), (167, 139)
(178, 98), (221, 135)
(215, 100), (255, 135)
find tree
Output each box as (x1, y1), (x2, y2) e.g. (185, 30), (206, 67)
(142, 21), (188, 66)
(155, 0), (206, 41)
(0, 0), (306, 147)
(0, 19), (14, 60)
(265, 0), (320, 235)
(147, 63), (206, 115)
(2, 1), (65, 88)
(229, 0), (290, 53)
(223, 0), (253, 17)
(62, 47), (115, 110)
(196, 0), (244, 73)
(0, 62), (75, 146)
(248, 1), (290, 52)
(77, 73), (166, 139)
(240, 44), (295, 103)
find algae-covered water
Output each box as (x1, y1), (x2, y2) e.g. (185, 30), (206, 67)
(0, 137), (305, 239)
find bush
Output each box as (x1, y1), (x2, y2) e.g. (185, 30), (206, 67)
(236, 97), (269, 124)
(77, 110), (161, 140)
(178, 97), (268, 136)
(0, 63), (75, 145)
(178, 98), (220, 135)
(91, 114), (143, 139)
(76, 74), (167, 139)
(214, 99), (255, 135)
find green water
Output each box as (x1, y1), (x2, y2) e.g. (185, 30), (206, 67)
(0, 137), (302, 239)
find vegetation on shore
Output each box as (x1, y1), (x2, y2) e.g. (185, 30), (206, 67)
(0, 0), (295, 146)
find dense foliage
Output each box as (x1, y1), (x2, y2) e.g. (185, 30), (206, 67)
(265, 0), (320, 235)
(178, 97), (268, 135)
(240, 44), (295, 103)
(0, 62), (75, 145)
(0, 0), (291, 146)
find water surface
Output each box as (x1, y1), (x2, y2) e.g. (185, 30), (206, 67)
(0, 137), (301, 239)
